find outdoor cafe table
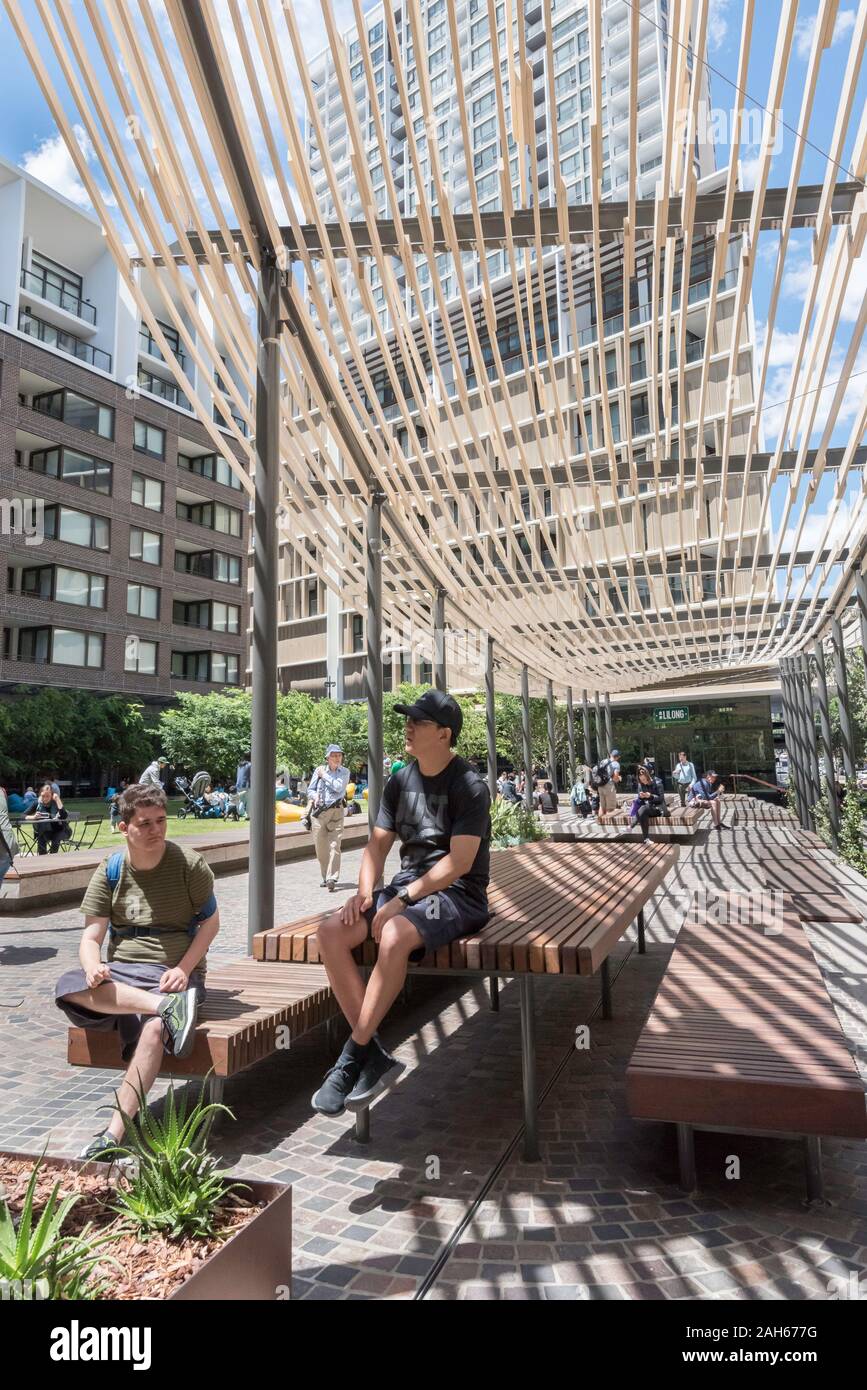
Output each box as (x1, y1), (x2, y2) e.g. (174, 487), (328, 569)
(254, 838), (679, 1158)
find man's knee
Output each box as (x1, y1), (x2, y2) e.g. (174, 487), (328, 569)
(317, 911), (353, 954)
(138, 1015), (163, 1047)
(378, 918), (420, 957)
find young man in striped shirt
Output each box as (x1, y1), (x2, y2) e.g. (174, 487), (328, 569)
(55, 783), (219, 1161)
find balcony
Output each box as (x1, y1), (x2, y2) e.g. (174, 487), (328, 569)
(18, 309), (111, 372)
(139, 325), (187, 371)
(137, 366), (190, 410)
(0, 300), (8, 325)
(213, 404), (249, 437)
(20, 268), (96, 325)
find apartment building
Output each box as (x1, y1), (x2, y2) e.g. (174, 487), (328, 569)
(0, 156), (251, 708)
(280, 0), (767, 699)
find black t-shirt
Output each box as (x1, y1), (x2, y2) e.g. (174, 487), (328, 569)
(376, 756), (491, 907)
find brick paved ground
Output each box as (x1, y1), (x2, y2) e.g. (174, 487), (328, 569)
(1, 825), (866, 1301)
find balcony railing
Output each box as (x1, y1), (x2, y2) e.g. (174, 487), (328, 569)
(20, 268), (96, 325)
(139, 326), (187, 371)
(0, 300), (8, 325)
(213, 405), (249, 437)
(18, 309), (111, 372)
(137, 367), (190, 410)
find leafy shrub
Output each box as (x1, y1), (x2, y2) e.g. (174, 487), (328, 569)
(490, 798), (549, 848)
(112, 1078), (245, 1241)
(836, 779), (867, 877)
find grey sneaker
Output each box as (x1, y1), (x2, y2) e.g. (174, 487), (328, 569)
(157, 988), (198, 1059)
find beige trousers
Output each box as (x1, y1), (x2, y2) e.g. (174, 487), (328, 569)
(311, 805), (345, 883)
(598, 781), (618, 814)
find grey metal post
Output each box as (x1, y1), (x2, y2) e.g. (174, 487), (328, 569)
(831, 617), (856, 781)
(797, 654), (821, 815)
(519, 975), (539, 1162)
(521, 664), (533, 810)
(594, 694), (604, 761)
(604, 692), (614, 751)
(546, 679), (557, 791)
(485, 636), (497, 801)
(433, 588), (446, 692)
(247, 256), (281, 952)
(366, 493), (385, 824)
(582, 689), (593, 767)
(856, 572), (867, 687)
(566, 686), (576, 787)
(780, 660), (808, 829)
(787, 657), (811, 829)
(813, 638), (840, 848)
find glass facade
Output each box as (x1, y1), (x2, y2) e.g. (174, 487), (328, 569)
(609, 696), (776, 792)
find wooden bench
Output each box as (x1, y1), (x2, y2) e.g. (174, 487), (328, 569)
(597, 804), (707, 834)
(253, 840), (679, 1158)
(67, 958), (339, 1104)
(626, 891), (867, 1198)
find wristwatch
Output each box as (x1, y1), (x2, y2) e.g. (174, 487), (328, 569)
(396, 885), (415, 907)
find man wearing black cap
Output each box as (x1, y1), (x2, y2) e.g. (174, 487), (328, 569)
(311, 689), (491, 1116)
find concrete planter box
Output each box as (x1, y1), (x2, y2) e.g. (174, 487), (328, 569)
(0, 1151), (292, 1301)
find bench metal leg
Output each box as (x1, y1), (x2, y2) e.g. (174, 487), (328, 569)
(208, 1075), (225, 1107)
(637, 908), (646, 955)
(325, 1015), (339, 1057)
(488, 975), (499, 1011)
(677, 1122), (696, 1192)
(354, 1107), (370, 1144)
(519, 975), (539, 1162)
(804, 1135), (823, 1202)
(600, 958), (613, 1019)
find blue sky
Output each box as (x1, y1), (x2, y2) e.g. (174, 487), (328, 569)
(0, 0), (863, 545)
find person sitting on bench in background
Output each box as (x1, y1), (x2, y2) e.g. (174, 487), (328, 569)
(628, 763), (667, 838)
(688, 769), (726, 828)
(54, 783), (219, 1161)
(312, 689), (491, 1117)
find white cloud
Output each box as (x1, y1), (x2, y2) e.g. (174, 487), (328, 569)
(761, 343), (867, 449)
(795, 7), (856, 62)
(21, 124), (95, 208)
(708, 0), (732, 49)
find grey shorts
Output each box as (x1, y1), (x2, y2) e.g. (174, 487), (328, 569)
(55, 960), (206, 1062)
(365, 883), (490, 963)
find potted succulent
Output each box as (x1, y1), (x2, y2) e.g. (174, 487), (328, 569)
(0, 1080), (291, 1301)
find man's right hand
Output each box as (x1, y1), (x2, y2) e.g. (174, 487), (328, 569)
(85, 963), (111, 989)
(341, 891), (373, 927)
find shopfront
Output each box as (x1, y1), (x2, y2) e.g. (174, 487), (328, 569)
(610, 695), (776, 792)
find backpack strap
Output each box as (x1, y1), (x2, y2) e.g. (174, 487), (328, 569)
(104, 850), (216, 940)
(104, 851), (125, 938)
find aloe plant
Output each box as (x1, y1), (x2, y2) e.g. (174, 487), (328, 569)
(0, 1156), (117, 1299)
(111, 1077), (246, 1241)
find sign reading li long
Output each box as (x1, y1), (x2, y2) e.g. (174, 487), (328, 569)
(653, 706), (690, 725)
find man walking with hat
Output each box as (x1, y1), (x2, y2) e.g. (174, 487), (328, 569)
(304, 743), (351, 890)
(311, 689), (491, 1115)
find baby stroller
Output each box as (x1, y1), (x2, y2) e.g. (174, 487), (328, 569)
(175, 770), (212, 819)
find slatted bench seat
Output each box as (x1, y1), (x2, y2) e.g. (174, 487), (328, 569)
(626, 891), (867, 1198)
(253, 840), (679, 1157)
(597, 805), (707, 833)
(67, 958), (338, 1103)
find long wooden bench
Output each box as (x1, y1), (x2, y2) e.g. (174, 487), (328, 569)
(626, 890), (867, 1198)
(253, 840), (679, 1157)
(67, 958), (338, 1103)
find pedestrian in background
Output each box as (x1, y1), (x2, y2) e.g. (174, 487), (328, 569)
(235, 753), (251, 819)
(304, 744), (351, 890)
(673, 750), (697, 807)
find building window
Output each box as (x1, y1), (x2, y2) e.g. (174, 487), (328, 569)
(399, 652), (412, 684)
(178, 452), (243, 490)
(129, 527), (162, 565)
(307, 582), (319, 617)
(125, 638), (158, 675)
(171, 650), (239, 685)
(127, 582), (160, 619)
(419, 661), (432, 686)
(176, 498), (242, 536)
(13, 626), (51, 662)
(131, 472), (164, 512)
(54, 566), (106, 608)
(24, 446), (112, 494)
(134, 419), (166, 459)
(174, 549), (241, 585)
(51, 628), (104, 668)
(43, 505), (110, 551)
(32, 388), (114, 440)
(351, 614), (363, 652)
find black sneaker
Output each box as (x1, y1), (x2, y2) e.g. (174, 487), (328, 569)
(157, 988), (198, 1059)
(311, 1040), (367, 1116)
(345, 1037), (405, 1112)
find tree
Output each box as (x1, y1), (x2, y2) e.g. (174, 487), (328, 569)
(0, 688), (157, 787)
(160, 692), (252, 783)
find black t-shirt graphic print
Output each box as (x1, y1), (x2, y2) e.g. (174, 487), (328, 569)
(375, 756), (491, 907)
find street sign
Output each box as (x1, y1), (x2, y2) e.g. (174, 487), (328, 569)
(653, 705), (690, 725)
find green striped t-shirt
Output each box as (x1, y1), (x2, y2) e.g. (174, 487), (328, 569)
(80, 841), (216, 968)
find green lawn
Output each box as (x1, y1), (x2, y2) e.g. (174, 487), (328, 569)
(55, 798), (251, 852)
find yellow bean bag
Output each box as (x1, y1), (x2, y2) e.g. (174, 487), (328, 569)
(275, 803), (304, 823)
(362, 787), (368, 799)
(346, 782), (356, 800)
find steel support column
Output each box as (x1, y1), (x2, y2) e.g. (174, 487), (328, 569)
(780, 660), (808, 829)
(594, 694), (604, 762)
(433, 588), (446, 692)
(521, 664), (533, 811)
(546, 679), (557, 791)
(855, 572), (867, 687)
(797, 654), (821, 815)
(566, 687), (576, 788)
(813, 638), (840, 848)
(831, 618), (856, 781)
(366, 493), (386, 824)
(582, 689), (593, 767)
(485, 636), (497, 802)
(604, 692), (614, 751)
(247, 257), (280, 951)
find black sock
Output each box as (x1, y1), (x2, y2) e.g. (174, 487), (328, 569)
(343, 1037), (369, 1061)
